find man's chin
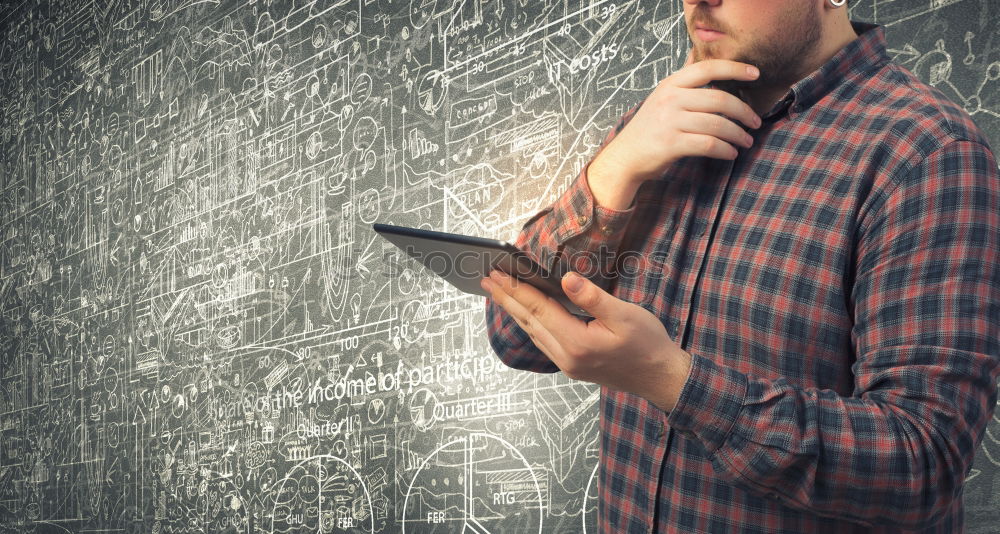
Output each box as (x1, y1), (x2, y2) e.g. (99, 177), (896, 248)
(709, 78), (757, 98)
(691, 45), (720, 63)
(692, 45), (740, 65)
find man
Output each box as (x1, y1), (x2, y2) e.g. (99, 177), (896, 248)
(481, 0), (1000, 532)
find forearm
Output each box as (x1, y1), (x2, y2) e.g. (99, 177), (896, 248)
(483, 100), (646, 370)
(665, 347), (999, 529)
(586, 150), (644, 211)
(484, 160), (638, 372)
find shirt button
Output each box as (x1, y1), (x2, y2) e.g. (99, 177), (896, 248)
(576, 215), (589, 226)
(767, 492), (778, 500)
(600, 225), (612, 235)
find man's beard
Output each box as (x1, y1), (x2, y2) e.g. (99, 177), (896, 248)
(688, 5), (822, 96)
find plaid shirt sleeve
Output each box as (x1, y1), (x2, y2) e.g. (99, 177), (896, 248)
(665, 139), (1000, 528)
(484, 101), (645, 373)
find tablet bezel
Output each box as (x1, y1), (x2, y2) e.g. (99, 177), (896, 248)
(372, 222), (592, 318)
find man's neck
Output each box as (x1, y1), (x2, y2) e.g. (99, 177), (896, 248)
(744, 19), (859, 115)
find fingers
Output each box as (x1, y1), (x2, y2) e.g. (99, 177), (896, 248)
(484, 278), (558, 354)
(676, 110), (756, 152)
(679, 133), (741, 160)
(561, 272), (619, 325)
(482, 271), (575, 356)
(669, 59), (760, 89)
(679, 87), (761, 130)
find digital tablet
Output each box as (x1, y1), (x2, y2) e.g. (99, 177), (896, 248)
(372, 222), (592, 318)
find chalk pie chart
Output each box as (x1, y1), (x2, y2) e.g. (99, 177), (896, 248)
(269, 454), (375, 533)
(402, 433), (543, 533)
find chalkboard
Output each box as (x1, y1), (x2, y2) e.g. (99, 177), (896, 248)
(0, 1), (997, 532)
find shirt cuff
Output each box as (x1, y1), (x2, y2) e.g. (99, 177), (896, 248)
(561, 159), (635, 233)
(557, 160), (637, 268)
(665, 351), (749, 455)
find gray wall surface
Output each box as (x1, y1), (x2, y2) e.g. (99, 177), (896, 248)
(0, 0), (998, 532)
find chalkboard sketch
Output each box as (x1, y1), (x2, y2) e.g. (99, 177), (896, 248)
(0, 0), (997, 532)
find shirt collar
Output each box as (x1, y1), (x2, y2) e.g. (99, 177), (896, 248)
(763, 21), (889, 118)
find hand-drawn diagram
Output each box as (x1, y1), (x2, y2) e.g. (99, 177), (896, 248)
(0, 0), (997, 532)
(402, 433), (543, 533)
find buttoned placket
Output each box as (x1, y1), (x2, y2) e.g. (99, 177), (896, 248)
(647, 415), (670, 534)
(675, 158), (738, 348)
(643, 157), (738, 534)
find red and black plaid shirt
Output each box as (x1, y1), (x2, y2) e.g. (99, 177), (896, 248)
(485, 23), (1000, 533)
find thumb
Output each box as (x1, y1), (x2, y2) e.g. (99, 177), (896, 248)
(562, 271), (617, 319)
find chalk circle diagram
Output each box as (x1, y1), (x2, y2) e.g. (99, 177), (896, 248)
(305, 131), (323, 160)
(269, 454), (375, 533)
(417, 69), (449, 115)
(407, 388), (437, 432)
(402, 433), (543, 533)
(409, 0), (438, 28)
(581, 462), (599, 533)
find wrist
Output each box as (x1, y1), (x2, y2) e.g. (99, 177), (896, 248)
(590, 147), (647, 187)
(587, 153), (643, 210)
(648, 348), (693, 413)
